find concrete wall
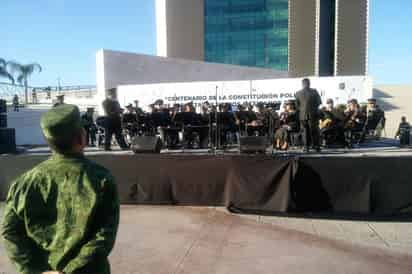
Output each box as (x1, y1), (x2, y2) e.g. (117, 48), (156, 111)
(288, 0), (318, 77)
(374, 85), (412, 138)
(156, 0), (204, 61)
(7, 99), (99, 146)
(96, 49), (290, 112)
(7, 107), (48, 146)
(335, 0), (369, 76)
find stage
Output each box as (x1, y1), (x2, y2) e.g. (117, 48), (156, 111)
(1, 142), (412, 219)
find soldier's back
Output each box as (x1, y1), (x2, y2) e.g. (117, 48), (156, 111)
(5, 154), (118, 273)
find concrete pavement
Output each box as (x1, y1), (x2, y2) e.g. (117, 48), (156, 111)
(1, 205), (412, 274)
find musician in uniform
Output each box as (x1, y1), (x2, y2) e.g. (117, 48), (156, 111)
(295, 78), (322, 152)
(319, 99), (345, 146)
(133, 100), (144, 115)
(360, 98), (386, 142)
(122, 104), (138, 138)
(395, 116), (411, 147)
(81, 107), (97, 146)
(343, 99), (365, 146)
(102, 88), (129, 151)
(234, 104), (249, 136)
(218, 103), (237, 147)
(274, 100), (299, 150)
(53, 95), (65, 107)
(12, 94), (19, 112)
(253, 103), (268, 136)
(344, 99), (364, 130)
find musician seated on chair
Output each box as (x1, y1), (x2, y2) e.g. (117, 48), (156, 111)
(218, 103), (237, 146)
(274, 100), (299, 150)
(122, 104), (139, 138)
(245, 103), (264, 136)
(319, 99), (346, 146)
(362, 98), (386, 139)
(343, 99), (366, 146)
(234, 103), (250, 135)
(155, 103), (179, 149)
(256, 103), (270, 136)
(344, 99), (365, 131)
(175, 102), (202, 149)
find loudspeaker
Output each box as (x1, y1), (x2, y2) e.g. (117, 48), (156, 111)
(0, 99), (6, 113)
(239, 136), (268, 154)
(0, 114), (7, 128)
(0, 128), (16, 154)
(131, 136), (162, 154)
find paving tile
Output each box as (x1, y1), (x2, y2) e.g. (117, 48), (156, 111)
(1, 206), (412, 274)
(337, 221), (389, 248)
(260, 216), (317, 235)
(310, 219), (348, 240)
(369, 222), (412, 251)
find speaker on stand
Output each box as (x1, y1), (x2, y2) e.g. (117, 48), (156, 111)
(0, 99), (17, 154)
(0, 99), (7, 128)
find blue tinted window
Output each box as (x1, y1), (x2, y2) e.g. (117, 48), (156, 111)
(204, 0), (289, 71)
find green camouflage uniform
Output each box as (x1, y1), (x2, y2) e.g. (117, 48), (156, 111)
(1, 105), (120, 274)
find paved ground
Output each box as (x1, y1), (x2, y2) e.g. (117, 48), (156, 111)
(1, 205), (412, 274)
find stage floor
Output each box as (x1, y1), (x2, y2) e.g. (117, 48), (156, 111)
(12, 138), (412, 158)
(1, 205), (411, 274)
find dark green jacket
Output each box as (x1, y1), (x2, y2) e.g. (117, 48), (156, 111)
(2, 153), (120, 274)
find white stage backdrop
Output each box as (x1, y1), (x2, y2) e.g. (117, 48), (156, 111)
(117, 76), (373, 111)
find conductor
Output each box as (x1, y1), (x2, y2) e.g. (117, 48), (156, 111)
(295, 78), (322, 152)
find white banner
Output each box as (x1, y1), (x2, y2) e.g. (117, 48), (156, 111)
(117, 76), (373, 112)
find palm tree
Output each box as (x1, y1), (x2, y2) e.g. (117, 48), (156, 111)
(0, 58), (14, 84)
(8, 62), (42, 104)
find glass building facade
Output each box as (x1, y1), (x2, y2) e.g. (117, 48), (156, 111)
(204, 0), (289, 71)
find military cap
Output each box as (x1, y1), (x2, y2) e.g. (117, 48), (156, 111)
(367, 98), (377, 103)
(41, 104), (82, 141)
(154, 99), (164, 106)
(326, 99), (334, 104)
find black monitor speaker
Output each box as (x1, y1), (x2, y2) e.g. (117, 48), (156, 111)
(131, 136), (162, 154)
(239, 136), (268, 154)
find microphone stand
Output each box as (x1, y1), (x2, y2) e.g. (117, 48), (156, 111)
(211, 86), (219, 155)
(215, 86), (219, 153)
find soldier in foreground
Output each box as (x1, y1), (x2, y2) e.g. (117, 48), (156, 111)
(2, 104), (120, 274)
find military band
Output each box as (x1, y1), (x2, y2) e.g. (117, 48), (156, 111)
(76, 85), (388, 152)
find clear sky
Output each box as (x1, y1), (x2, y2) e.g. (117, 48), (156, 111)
(1, 0), (411, 87)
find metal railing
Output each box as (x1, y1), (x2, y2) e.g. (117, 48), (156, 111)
(0, 82), (97, 104)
